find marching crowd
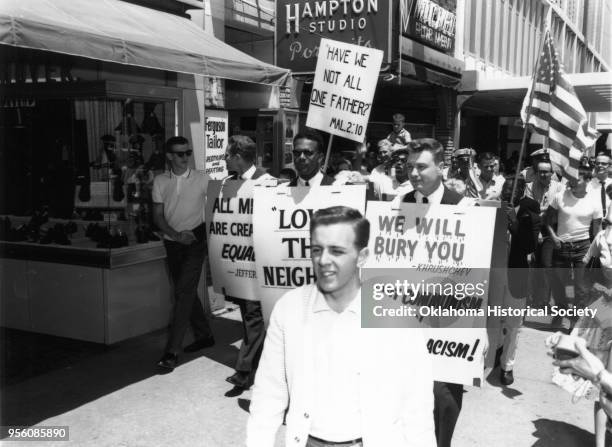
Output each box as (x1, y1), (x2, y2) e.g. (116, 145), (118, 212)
(151, 114), (612, 446)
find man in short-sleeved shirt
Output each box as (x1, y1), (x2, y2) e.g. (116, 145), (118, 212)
(546, 165), (602, 311)
(152, 136), (215, 371)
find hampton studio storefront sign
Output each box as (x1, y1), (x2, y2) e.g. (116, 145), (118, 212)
(275, 0), (392, 72)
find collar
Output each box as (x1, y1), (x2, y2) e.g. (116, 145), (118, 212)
(415, 181), (445, 204)
(170, 168), (191, 179)
(312, 287), (361, 315)
(241, 165), (256, 180)
(299, 171), (323, 187)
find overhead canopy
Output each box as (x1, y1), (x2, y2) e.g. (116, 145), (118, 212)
(460, 70), (612, 115)
(0, 0), (290, 86)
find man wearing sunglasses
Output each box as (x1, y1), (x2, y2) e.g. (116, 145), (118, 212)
(288, 129), (335, 187)
(152, 136), (215, 372)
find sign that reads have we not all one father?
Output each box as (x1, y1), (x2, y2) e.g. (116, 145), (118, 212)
(306, 38), (383, 143)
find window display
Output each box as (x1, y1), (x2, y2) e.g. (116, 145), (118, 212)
(0, 97), (176, 250)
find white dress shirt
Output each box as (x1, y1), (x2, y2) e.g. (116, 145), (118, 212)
(414, 181), (445, 204)
(310, 290), (362, 442)
(298, 171), (324, 187)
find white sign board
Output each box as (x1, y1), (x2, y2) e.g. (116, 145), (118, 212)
(199, 109), (228, 179)
(306, 38), (383, 143)
(254, 185), (366, 322)
(205, 180), (261, 300)
(363, 201), (498, 387)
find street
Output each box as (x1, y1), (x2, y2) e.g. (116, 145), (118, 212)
(0, 308), (597, 447)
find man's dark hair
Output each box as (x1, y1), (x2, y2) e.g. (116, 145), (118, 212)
(408, 138), (445, 164)
(165, 136), (189, 153)
(310, 206), (370, 250)
(478, 152), (496, 165)
(578, 165), (593, 181)
(227, 135), (257, 164)
(293, 128), (324, 153)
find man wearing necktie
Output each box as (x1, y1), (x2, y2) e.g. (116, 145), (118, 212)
(402, 139), (464, 206)
(223, 135), (274, 389)
(401, 139), (464, 447)
(289, 129), (336, 187)
(588, 153), (612, 226)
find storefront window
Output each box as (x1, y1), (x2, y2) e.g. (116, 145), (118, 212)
(0, 97), (175, 249)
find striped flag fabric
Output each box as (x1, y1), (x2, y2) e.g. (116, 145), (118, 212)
(520, 30), (598, 179)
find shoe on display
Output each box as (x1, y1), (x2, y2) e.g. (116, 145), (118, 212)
(500, 369), (514, 386)
(226, 371), (251, 389)
(53, 224), (70, 245)
(157, 353), (178, 371)
(184, 336), (215, 353)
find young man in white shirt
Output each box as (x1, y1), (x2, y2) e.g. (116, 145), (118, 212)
(476, 152), (503, 200)
(152, 136), (215, 371)
(247, 206), (436, 447)
(586, 152), (612, 221)
(546, 164), (602, 319)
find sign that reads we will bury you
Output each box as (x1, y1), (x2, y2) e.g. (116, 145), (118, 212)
(362, 201), (498, 386)
(306, 38), (383, 143)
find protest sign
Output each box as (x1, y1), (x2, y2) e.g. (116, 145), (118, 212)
(306, 38), (383, 143)
(254, 185), (366, 322)
(199, 109), (228, 179)
(205, 180), (260, 300)
(362, 200), (499, 386)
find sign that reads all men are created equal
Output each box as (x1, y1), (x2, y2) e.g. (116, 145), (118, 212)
(306, 38), (383, 143)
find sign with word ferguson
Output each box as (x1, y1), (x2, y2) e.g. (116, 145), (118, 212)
(275, 0), (391, 72)
(362, 200), (498, 386)
(400, 0), (457, 54)
(201, 109), (228, 179)
(306, 38), (383, 143)
(254, 185), (366, 322)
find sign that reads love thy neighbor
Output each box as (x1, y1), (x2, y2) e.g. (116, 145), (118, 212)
(306, 38), (383, 143)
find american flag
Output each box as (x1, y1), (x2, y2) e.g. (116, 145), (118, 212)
(520, 30), (598, 180)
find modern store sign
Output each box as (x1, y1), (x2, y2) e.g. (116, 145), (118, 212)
(400, 0), (456, 54)
(275, 0), (391, 72)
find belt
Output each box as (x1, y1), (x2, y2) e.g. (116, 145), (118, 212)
(558, 238), (589, 247)
(308, 435), (363, 445)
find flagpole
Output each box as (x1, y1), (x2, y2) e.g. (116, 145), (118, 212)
(510, 27), (550, 205)
(323, 134), (334, 174)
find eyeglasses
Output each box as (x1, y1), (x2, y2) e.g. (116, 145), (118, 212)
(595, 162), (610, 167)
(172, 150), (193, 158)
(293, 149), (316, 158)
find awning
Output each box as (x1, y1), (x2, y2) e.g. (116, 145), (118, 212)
(0, 0), (290, 86)
(460, 70), (612, 115)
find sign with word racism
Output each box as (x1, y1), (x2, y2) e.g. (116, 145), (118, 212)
(205, 180), (263, 300)
(275, 0), (392, 72)
(254, 185), (366, 322)
(200, 109), (228, 179)
(362, 200), (497, 386)
(400, 0), (457, 54)
(306, 38), (383, 143)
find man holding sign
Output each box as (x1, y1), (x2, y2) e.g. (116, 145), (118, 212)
(288, 129), (335, 187)
(401, 138), (466, 447)
(224, 135), (273, 390)
(248, 206), (436, 447)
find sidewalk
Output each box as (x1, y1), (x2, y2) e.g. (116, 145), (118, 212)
(0, 309), (598, 446)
